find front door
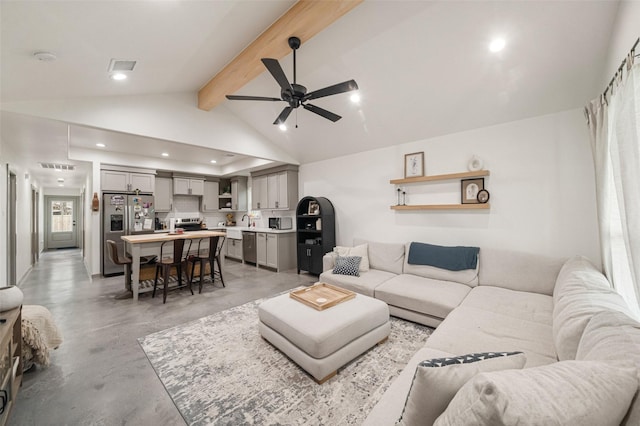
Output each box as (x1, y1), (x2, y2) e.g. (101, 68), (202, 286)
(46, 196), (79, 249)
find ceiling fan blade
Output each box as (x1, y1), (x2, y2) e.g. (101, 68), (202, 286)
(261, 58), (293, 93)
(304, 79), (359, 101)
(273, 107), (294, 125)
(303, 103), (342, 122)
(225, 95), (281, 101)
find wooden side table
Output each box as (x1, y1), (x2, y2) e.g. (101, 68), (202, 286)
(0, 306), (22, 425)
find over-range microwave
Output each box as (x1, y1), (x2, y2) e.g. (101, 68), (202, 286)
(269, 217), (292, 230)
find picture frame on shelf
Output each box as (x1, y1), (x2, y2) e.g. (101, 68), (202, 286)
(461, 178), (484, 204)
(404, 152), (424, 178)
(308, 201), (320, 215)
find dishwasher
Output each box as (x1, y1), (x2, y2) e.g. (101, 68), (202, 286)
(242, 231), (257, 265)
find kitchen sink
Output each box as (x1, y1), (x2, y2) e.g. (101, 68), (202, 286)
(226, 228), (243, 240)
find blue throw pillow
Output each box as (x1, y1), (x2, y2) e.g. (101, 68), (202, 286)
(333, 255), (361, 276)
(408, 242), (479, 271)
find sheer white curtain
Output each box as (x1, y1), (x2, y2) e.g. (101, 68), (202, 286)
(586, 57), (640, 318)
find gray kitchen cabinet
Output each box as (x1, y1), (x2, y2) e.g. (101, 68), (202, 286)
(226, 238), (243, 261)
(251, 167), (298, 210)
(270, 170), (297, 209)
(256, 231), (295, 272)
(173, 177), (204, 196)
(231, 177), (248, 211)
(257, 232), (267, 265)
(252, 175), (268, 210)
(155, 177), (173, 211)
(202, 181), (219, 212)
(102, 170), (155, 193)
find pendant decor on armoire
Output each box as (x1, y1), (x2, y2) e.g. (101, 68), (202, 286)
(296, 196), (335, 275)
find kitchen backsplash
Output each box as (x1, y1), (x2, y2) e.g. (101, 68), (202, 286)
(155, 194), (296, 228)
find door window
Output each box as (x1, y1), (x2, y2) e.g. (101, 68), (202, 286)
(51, 200), (74, 232)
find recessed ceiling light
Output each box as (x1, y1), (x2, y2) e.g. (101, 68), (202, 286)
(161, 152), (169, 157)
(58, 184), (64, 187)
(54, 168), (62, 172)
(210, 160), (217, 164)
(279, 124), (287, 131)
(110, 73), (127, 81)
(57, 178), (64, 182)
(96, 143), (106, 148)
(350, 93), (361, 103)
(489, 38), (506, 53)
(33, 51), (57, 62)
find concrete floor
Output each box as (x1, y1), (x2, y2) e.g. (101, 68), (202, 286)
(10, 249), (316, 425)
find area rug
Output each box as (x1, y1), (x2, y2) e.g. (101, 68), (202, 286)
(139, 297), (431, 425)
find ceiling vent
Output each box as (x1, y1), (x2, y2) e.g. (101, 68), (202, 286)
(39, 163), (75, 171)
(108, 59), (136, 72)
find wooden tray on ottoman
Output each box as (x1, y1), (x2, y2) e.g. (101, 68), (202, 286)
(290, 283), (356, 311)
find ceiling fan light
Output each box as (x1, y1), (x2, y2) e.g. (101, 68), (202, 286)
(279, 124), (287, 131)
(350, 93), (361, 103)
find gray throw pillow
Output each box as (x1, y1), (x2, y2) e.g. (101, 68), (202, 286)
(397, 352), (526, 426)
(333, 255), (361, 276)
(434, 360), (638, 426)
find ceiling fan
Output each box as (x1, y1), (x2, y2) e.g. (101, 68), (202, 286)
(225, 36), (358, 126)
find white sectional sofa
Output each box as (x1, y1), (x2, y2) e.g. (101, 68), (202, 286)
(320, 240), (640, 425)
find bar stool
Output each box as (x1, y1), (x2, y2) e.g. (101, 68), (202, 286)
(106, 240), (133, 299)
(188, 236), (226, 293)
(153, 238), (193, 303)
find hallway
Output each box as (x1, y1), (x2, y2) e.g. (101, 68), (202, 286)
(11, 249), (315, 425)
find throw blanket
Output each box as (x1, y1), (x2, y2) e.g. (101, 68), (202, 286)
(22, 305), (63, 368)
(408, 242), (479, 271)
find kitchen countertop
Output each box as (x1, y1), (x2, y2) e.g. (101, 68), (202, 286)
(211, 226), (296, 234)
(123, 230), (226, 244)
(153, 226), (295, 235)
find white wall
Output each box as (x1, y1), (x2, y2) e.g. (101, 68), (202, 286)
(601, 1), (640, 87)
(0, 142), (6, 284)
(0, 152), (43, 286)
(90, 162), (101, 276)
(299, 108), (600, 265)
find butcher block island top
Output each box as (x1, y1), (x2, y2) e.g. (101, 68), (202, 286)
(121, 230), (226, 244)
(121, 230), (226, 301)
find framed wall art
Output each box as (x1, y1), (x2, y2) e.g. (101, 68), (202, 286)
(404, 152), (424, 178)
(308, 201), (320, 215)
(461, 178), (484, 204)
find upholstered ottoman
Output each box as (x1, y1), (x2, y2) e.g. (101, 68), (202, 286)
(258, 291), (390, 383)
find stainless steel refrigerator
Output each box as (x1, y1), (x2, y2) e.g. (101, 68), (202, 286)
(102, 193), (155, 276)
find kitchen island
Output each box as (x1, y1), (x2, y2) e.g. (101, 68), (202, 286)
(122, 230), (226, 301)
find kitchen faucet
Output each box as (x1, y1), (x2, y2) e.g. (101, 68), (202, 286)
(241, 214), (249, 224)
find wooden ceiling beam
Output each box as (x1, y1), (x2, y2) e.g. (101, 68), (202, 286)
(197, 0), (363, 111)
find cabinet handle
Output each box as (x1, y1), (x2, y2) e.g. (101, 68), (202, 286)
(257, 202), (260, 209)
(275, 201), (279, 208)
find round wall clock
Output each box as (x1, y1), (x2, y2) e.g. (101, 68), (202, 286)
(477, 189), (490, 203)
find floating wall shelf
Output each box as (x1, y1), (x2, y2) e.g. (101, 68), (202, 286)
(390, 169), (491, 211)
(389, 170), (490, 185)
(391, 203), (490, 211)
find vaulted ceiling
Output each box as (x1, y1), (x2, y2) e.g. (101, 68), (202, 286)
(0, 0), (620, 190)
